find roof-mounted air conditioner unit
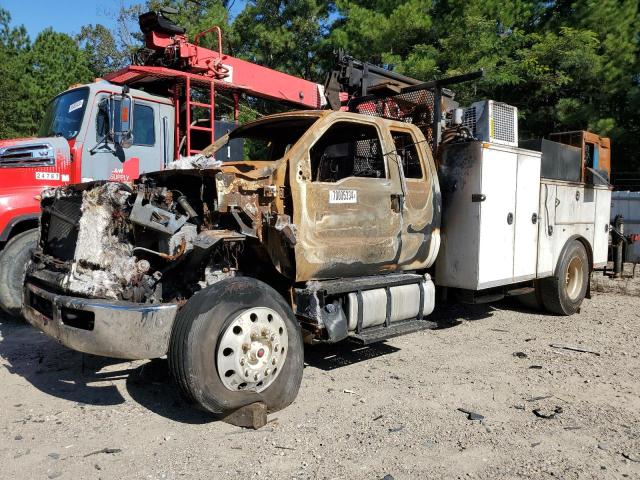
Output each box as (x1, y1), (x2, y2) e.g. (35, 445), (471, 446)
(462, 100), (518, 147)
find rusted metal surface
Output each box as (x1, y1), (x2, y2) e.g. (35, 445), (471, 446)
(196, 109), (440, 282)
(549, 131), (611, 182)
(282, 111), (441, 281)
(37, 109), (441, 288)
(26, 109), (442, 357)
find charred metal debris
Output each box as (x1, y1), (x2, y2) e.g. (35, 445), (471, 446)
(30, 167), (294, 304)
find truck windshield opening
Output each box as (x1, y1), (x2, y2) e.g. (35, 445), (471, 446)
(38, 88), (89, 140)
(228, 116), (319, 161)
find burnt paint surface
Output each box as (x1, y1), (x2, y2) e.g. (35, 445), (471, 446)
(286, 111), (440, 281)
(146, 110), (441, 283)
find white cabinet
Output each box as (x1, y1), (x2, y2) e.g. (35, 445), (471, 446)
(477, 147), (517, 286)
(436, 142), (541, 289)
(514, 151), (544, 278)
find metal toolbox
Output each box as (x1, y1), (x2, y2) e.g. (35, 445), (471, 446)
(435, 141), (542, 289)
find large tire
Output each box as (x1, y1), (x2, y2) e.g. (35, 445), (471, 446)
(169, 277), (304, 415)
(0, 229), (39, 317)
(539, 240), (589, 315)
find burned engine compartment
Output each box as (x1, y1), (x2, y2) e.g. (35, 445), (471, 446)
(30, 167), (293, 304)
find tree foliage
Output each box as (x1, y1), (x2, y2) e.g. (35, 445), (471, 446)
(231, 0), (333, 79)
(330, 0), (640, 176)
(0, 8), (32, 138)
(0, 8), (93, 136)
(77, 24), (128, 76)
(0, 1), (638, 179)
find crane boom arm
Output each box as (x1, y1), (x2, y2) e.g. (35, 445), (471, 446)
(105, 10), (325, 109)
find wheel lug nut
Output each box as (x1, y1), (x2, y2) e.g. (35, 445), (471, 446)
(242, 344), (250, 352)
(265, 369), (271, 376)
(240, 358), (245, 366)
(261, 328), (268, 336)
(270, 334), (276, 341)
(250, 332), (257, 340)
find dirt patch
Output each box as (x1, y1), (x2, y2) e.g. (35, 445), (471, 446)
(1, 293), (639, 479)
(591, 262), (640, 296)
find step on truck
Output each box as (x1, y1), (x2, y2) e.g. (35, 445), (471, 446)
(0, 8), (327, 316)
(22, 74), (612, 415)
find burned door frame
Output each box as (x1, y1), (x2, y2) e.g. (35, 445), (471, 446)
(290, 113), (404, 281)
(385, 124), (441, 270)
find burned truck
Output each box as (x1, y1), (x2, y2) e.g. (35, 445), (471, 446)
(24, 110), (441, 413)
(23, 103), (610, 415)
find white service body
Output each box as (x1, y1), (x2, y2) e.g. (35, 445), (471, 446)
(435, 141), (611, 290)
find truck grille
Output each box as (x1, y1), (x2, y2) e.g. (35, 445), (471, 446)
(41, 195), (83, 261)
(0, 143), (55, 167)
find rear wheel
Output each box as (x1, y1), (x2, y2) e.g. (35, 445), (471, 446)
(0, 229), (39, 317)
(169, 277), (304, 415)
(539, 240), (589, 315)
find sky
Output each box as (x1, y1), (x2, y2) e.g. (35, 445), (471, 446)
(2, 0), (137, 37)
(1, 0), (245, 38)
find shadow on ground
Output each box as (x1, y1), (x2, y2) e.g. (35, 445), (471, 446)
(0, 300), (506, 423)
(0, 315), (214, 424)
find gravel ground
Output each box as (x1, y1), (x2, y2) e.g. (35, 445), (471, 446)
(1, 292), (639, 480)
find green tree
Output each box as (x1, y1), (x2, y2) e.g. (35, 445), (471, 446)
(77, 24), (128, 77)
(25, 29), (94, 130)
(231, 0), (333, 80)
(328, 0), (640, 178)
(0, 8), (32, 137)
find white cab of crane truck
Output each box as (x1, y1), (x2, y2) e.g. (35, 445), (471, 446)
(435, 100), (612, 314)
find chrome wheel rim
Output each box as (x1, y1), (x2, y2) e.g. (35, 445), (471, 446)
(216, 307), (288, 392)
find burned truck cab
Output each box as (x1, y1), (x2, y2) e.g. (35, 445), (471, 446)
(23, 110), (441, 415)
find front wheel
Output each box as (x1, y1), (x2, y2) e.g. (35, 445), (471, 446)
(169, 277), (304, 415)
(539, 240), (589, 315)
(0, 229), (39, 317)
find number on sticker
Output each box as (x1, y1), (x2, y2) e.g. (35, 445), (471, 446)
(329, 190), (357, 204)
(68, 99), (84, 113)
(35, 172), (60, 181)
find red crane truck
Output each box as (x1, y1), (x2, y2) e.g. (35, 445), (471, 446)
(0, 9), (327, 316)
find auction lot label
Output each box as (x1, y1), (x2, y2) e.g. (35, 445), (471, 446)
(329, 189), (357, 204)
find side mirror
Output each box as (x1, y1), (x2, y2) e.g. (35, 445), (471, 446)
(112, 90), (134, 149)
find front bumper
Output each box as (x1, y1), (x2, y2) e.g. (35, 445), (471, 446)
(23, 282), (178, 360)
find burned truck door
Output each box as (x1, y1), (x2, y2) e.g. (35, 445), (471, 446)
(388, 126), (441, 270)
(292, 115), (404, 281)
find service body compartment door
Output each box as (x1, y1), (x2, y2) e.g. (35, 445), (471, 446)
(435, 142), (483, 289)
(477, 147), (517, 287)
(554, 185), (596, 224)
(593, 187), (612, 267)
(513, 150), (541, 280)
(536, 182), (557, 277)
